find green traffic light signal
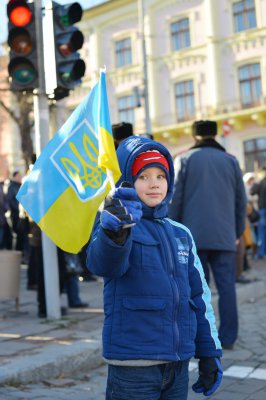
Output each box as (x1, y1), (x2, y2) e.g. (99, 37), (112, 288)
(7, 0), (39, 91)
(8, 58), (37, 85)
(57, 2), (83, 27)
(60, 59), (85, 84)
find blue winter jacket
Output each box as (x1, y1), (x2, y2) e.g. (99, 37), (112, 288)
(87, 136), (222, 362)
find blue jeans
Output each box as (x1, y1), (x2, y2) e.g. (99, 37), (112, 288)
(257, 209), (266, 258)
(65, 275), (82, 306)
(0, 227), (4, 249)
(106, 361), (189, 400)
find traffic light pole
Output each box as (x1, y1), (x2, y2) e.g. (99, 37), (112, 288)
(138, 0), (152, 137)
(33, 0), (61, 319)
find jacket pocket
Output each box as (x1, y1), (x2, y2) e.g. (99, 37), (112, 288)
(131, 237), (161, 270)
(121, 297), (166, 345)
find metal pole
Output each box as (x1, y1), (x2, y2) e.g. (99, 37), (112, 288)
(138, 0), (152, 137)
(33, 0), (61, 319)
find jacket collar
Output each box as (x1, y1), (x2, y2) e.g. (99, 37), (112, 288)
(190, 138), (226, 152)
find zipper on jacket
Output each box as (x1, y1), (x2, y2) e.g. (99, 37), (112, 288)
(156, 219), (180, 360)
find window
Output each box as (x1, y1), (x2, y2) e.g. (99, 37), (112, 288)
(118, 95), (135, 125)
(171, 18), (190, 51)
(175, 80), (195, 122)
(244, 138), (266, 171)
(115, 38), (132, 68)
(239, 63), (262, 107)
(233, 0), (257, 32)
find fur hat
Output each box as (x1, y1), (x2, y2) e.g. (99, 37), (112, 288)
(112, 122), (133, 141)
(132, 150), (170, 183)
(192, 120), (217, 137)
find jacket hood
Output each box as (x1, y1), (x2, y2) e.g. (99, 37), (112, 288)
(116, 136), (174, 218)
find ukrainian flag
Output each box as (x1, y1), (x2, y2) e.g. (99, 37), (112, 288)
(17, 70), (121, 253)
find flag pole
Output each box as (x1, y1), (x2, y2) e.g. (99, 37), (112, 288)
(107, 169), (116, 191)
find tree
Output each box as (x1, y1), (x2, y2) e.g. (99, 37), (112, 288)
(0, 91), (34, 170)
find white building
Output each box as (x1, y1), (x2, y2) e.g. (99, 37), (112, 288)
(72, 0), (266, 172)
(1, 0), (266, 174)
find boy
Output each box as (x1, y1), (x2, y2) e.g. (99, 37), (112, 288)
(87, 136), (222, 400)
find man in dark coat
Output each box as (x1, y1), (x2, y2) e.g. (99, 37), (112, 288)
(169, 120), (247, 350)
(7, 171), (21, 235)
(0, 181), (8, 249)
(7, 171), (29, 262)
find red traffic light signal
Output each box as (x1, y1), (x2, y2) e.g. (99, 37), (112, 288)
(7, 0), (39, 91)
(7, 1), (33, 27)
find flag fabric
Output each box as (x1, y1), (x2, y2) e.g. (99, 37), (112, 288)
(17, 70), (121, 253)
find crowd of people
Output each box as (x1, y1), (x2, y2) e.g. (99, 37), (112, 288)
(1, 120), (266, 400)
(0, 166), (93, 318)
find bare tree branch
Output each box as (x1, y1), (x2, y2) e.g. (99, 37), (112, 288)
(0, 98), (20, 124)
(0, 92), (34, 169)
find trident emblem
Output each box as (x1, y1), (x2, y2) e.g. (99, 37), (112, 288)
(51, 120), (107, 201)
(61, 134), (102, 189)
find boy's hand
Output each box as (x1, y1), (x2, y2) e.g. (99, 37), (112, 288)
(192, 357), (222, 396)
(101, 182), (142, 232)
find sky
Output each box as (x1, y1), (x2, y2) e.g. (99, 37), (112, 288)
(0, 0), (105, 45)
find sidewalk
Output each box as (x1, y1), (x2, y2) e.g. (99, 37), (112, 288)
(0, 257), (265, 385)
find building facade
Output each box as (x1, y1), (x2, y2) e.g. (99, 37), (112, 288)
(0, 53), (18, 180)
(76, 0), (266, 171)
(1, 0), (266, 174)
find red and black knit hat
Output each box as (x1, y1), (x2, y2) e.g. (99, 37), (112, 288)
(132, 150), (170, 182)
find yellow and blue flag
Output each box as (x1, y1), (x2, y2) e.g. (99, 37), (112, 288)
(17, 70), (121, 253)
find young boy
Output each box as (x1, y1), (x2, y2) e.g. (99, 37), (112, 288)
(87, 136), (222, 400)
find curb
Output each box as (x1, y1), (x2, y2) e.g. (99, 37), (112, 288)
(0, 329), (103, 385)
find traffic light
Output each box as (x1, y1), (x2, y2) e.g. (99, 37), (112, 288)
(43, 1), (86, 100)
(7, 0), (39, 91)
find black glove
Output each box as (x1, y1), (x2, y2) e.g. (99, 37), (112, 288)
(101, 182), (142, 244)
(192, 357), (223, 396)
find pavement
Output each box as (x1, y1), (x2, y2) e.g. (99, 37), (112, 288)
(0, 255), (265, 387)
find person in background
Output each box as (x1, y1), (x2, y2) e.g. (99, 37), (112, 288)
(80, 243), (98, 282)
(7, 171), (21, 233)
(0, 179), (8, 249)
(250, 166), (266, 259)
(28, 220), (87, 316)
(7, 171), (29, 262)
(243, 172), (259, 257)
(169, 120), (247, 350)
(87, 135), (222, 400)
(61, 250), (88, 309)
(24, 154), (37, 287)
(28, 220), (45, 313)
(112, 121), (133, 149)
(236, 221), (253, 284)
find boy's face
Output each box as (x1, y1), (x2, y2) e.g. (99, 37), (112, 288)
(134, 166), (168, 207)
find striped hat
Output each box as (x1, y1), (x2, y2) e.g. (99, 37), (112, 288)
(132, 150), (169, 182)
